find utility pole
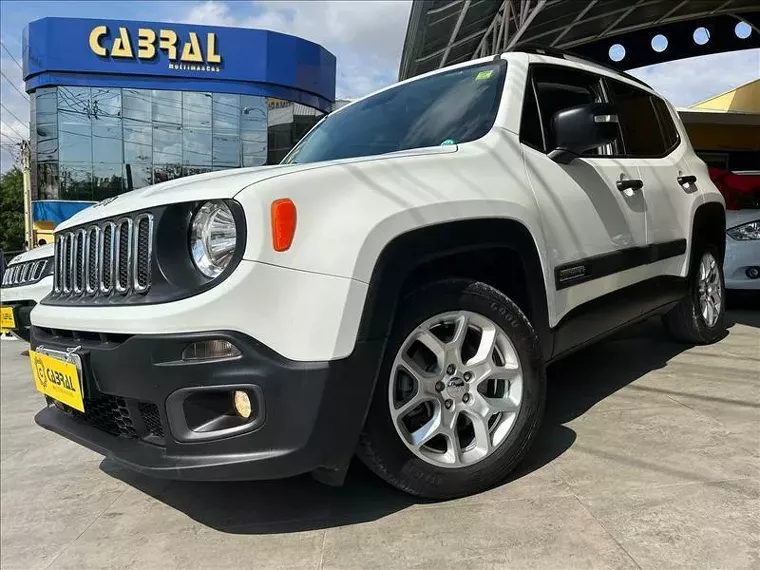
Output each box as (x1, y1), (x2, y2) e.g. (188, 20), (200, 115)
(21, 140), (33, 250)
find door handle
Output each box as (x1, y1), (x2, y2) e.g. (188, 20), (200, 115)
(616, 179), (644, 192)
(677, 175), (696, 185)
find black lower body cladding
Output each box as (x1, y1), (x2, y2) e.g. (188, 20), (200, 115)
(31, 327), (383, 481)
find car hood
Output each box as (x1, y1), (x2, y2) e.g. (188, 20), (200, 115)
(7, 243), (55, 265)
(55, 165), (296, 230)
(55, 146), (457, 231)
(726, 208), (760, 229)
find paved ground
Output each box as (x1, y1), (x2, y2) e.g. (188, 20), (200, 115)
(1, 309), (758, 570)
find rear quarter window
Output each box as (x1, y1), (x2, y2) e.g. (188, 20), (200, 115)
(651, 97), (681, 152)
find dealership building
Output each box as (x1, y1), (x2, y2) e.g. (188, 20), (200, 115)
(22, 17), (336, 202)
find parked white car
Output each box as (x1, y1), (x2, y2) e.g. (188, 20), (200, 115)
(28, 48), (726, 499)
(725, 209), (760, 291)
(1, 244), (55, 341)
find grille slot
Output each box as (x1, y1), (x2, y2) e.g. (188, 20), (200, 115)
(115, 219), (133, 295)
(133, 214), (153, 293)
(53, 213), (153, 301)
(73, 229), (86, 295)
(100, 223), (115, 294)
(85, 226), (99, 295)
(54, 235), (63, 292)
(32, 260), (46, 280)
(63, 234), (72, 293)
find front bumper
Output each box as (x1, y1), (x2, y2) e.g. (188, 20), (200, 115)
(724, 236), (760, 291)
(1, 277), (53, 341)
(32, 327), (382, 481)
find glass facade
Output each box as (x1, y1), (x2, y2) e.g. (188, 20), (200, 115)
(31, 86), (270, 200)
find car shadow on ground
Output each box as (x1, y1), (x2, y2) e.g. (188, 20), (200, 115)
(104, 312), (753, 535)
(726, 291), (759, 318)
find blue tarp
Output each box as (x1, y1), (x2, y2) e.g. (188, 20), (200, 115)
(32, 200), (96, 225)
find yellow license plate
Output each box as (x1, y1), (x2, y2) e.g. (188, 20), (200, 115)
(0, 306), (15, 329)
(29, 350), (85, 412)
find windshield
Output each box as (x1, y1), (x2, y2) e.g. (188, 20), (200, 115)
(282, 61), (506, 165)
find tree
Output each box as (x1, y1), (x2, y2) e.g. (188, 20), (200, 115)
(0, 167), (25, 253)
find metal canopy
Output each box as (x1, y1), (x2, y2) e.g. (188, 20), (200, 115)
(399, 0), (760, 80)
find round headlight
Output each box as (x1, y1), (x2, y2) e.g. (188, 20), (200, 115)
(190, 201), (237, 278)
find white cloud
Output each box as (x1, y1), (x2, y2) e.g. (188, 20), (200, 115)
(180, 0), (412, 98)
(629, 49), (760, 107)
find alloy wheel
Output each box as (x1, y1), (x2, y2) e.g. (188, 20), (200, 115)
(388, 310), (523, 468)
(697, 252), (722, 327)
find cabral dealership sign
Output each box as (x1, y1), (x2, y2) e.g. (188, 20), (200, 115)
(23, 17), (337, 111)
(88, 25), (223, 72)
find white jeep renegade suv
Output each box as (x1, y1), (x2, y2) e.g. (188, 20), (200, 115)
(1, 244), (54, 341)
(29, 49), (726, 499)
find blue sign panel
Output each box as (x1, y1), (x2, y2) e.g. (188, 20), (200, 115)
(23, 17), (336, 111)
(33, 201), (96, 225)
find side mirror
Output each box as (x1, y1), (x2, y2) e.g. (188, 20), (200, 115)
(548, 102), (619, 164)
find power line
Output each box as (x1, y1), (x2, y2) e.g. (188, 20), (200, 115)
(0, 132), (22, 145)
(0, 119), (26, 140)
(0, 142), (22, 160)
(0, 70), (29, 101)
(0, 103), (28, 133)
(0, 41), (23, 72)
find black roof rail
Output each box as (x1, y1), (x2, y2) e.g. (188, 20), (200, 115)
(503, 44), (652, 89)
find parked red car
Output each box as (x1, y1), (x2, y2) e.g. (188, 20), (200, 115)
(708, 167), (760, 210)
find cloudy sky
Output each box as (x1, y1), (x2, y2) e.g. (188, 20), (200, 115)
(1, 0), (758, 171)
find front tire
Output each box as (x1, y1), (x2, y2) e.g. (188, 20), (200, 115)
(664, 245), (726, 344)
(357, 279), (545, 499)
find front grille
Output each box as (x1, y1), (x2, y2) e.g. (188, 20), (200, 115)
(53, 213), (153, 299)
(1, 258), (50, 288)
(63, 389), (164, 442)
(75, 393), (138, 438)
(138, 402), (165, 438)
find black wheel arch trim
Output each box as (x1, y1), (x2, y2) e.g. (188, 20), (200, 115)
(355, 218), (553, 360)
(689, 201), (726, 265)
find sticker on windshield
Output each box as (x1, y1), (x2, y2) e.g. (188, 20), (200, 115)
(440, 139), (456, 146)
(475, 70), (494, 80)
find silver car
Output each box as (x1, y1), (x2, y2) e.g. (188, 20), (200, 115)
(725, 208), (760, 292)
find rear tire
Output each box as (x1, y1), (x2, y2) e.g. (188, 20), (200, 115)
(357, 278), (545, 499)
(664, 245), (726, 344)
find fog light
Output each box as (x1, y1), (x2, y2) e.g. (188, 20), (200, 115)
(181, 340), (241, 362)
(233, 390), (252, 419)
(746, 267), (760, 280)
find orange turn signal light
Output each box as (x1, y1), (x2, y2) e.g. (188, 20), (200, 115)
(271, 198), (297, 252)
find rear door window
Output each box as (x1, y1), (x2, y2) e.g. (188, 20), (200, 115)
(607, 80), (667, 157)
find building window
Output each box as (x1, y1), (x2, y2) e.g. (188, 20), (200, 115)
(153, 90), (182, 125)
(183, 128), (212, 165)
(153, 124), (182, 164)
(59, 162), (93, 200)
(31, 87), (280, 200)
(58, 86), (93, 163)
(37, 162), (59, 200)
